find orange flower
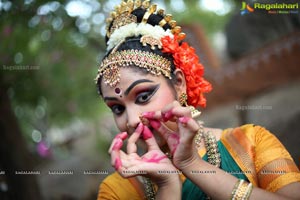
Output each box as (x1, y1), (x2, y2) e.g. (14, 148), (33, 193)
(161, 35), (212, 107)
(161, 35), (179, 53)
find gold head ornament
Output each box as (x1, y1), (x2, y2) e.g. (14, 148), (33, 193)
(96, 0), (186, 88)
(105, 0), (186, 41)
(95, 49), (171, 87)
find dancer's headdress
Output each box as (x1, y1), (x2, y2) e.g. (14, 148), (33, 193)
(95, 0), (212, 107)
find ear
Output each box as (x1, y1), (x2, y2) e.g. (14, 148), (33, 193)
(173, 69), (187, 99)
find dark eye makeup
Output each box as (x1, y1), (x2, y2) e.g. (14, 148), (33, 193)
(108, 84), (160, 116)
(135, 84), (160, 104)
(110, 104), (125, 115)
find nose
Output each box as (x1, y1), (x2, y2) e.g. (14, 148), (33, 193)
(126, 106), (142, 132)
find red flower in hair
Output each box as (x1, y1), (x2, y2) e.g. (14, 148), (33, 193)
(161, 35), (212, 107)
(161, 35), (178, 53)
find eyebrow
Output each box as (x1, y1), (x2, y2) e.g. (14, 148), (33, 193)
(103, 79), (154, 102)
(124, 79), (154, 96)
(103, 97), (119, 102)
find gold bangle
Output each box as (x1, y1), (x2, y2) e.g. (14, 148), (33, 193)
(233, 181), (251, 200)
(231, 179), (244, 200)
(243, 183), (253, 200)
(231, 179), (241, 199)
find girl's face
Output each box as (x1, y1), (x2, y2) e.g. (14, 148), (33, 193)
(101, 67), (178, 147)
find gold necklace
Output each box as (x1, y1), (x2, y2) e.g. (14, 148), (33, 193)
(143, 123), (221, 199)
(196, 123), (221, 167)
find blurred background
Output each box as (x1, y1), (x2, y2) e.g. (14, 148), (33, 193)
(0, 0), (299, 199)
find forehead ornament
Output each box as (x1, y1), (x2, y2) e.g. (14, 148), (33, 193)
(96, 49), (171, 87)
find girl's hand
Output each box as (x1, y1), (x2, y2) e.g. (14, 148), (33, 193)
(142, 101), (202, 169)
(108, 122), (180, 186)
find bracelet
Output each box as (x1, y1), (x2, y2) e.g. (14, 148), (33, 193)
(243, 182), (253, 200)
(231, 179), (253, 200)
(231, 179), (243, 199)
(235, 181), (248, 199)
(232, 179), (244, 199)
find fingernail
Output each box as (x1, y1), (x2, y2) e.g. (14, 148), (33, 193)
(150, 120), (161, 129)
(115, 132), (128, 140)
(178, 116), (190, 124)
(142, 111), (155, 118)
(142, 126), (153, 140)
(114, 158), (122, 170)
(162, 110), (172, 122)
(136, 122), (144, 133)
(112, 139), (123, 150)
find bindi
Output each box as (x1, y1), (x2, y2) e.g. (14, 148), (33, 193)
(114, 87), (122, 97)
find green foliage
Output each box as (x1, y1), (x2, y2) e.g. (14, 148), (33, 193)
(1, 1), (106, 150)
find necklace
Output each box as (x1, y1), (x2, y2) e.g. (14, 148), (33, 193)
(196, 122), (221, 167)
(143, 122), (221, 199)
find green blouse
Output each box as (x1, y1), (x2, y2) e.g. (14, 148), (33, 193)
(182, 141), (249, 199)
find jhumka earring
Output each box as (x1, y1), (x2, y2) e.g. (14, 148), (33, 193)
(179, 93), (188, 106)
(179, 93), (201, 119)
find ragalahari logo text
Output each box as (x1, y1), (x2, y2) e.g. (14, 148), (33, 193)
(240, 1), (254, 15)
(240, 1), (299, 15)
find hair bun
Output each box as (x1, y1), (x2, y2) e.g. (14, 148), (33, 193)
(105, 0), (185, 42)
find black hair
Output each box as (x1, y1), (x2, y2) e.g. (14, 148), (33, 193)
(97, 6), (177, 96)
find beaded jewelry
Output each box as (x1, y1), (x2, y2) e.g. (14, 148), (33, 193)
(96, 49), (171, 87)
(231, 179), (253, 200)
(143, 177), (156, 200)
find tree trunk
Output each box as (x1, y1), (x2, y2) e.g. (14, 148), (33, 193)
(0, 84), (41, 200)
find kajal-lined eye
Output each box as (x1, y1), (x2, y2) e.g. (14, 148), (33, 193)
(110, 104), (125, 115)
(135, 84), (160, 104)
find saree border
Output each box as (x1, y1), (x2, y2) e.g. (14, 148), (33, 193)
(221, 126), (258, 186)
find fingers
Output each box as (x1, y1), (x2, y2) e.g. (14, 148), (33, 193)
(127, 123), (143, 154)
(109, 132), (127, 153)
(148, 119), (172, 141)
(147, 119), (179, 155)
(178, 116), (199, 133)
(142, 101), (192, 122)
(110, 139), (124, 170)
(146, 114), (200, 156)
(111, 149), (123, 170)
(142, 126), (160, 151)
(178, 116), (200, 144)
(109, 132), (127, 170)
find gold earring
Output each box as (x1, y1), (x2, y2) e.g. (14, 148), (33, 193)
(179, 93), (188, 106)
(126, 123), (130, 129)
(189, 106), (201, 119)
(179, 93), (201, 119)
